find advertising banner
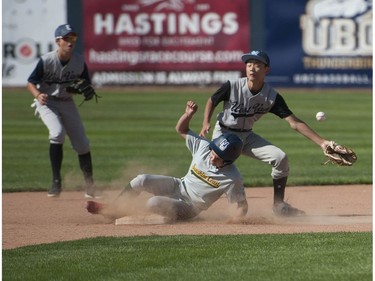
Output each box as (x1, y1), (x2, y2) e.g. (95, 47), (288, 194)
(2, 0), (67, 86)
(265, 0), (372, 88)
(83, 0), (250, 85)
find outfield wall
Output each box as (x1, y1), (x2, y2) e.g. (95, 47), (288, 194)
(2, 0), (372, 88)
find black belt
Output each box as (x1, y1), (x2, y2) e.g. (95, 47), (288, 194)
(48, 96), (73, 101)
(219, 123), (252, 132)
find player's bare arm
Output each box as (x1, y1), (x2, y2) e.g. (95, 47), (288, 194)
(176, 100), (198, 139)
(26, 82), (48, 105)
(199, 98), (215, 137)
(284, 114), (330, 150)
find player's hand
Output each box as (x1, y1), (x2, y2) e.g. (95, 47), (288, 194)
(37, 93), (48, 105)
(320, 139), (331, 151)
(199, 123), (211, 137)
(185, 100), (198, 116)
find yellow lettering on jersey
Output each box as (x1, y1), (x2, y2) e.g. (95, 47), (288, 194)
(191, 164), (220, 188)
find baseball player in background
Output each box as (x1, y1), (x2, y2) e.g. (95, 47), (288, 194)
(86, 101), (248, 221)
(26, 24), (101, 198)
(199, 50), (331, 217)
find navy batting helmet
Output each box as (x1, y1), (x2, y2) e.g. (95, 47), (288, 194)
(209, 133), (243, 165)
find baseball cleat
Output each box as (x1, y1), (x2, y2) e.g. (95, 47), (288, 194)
(84, 186), (104, 199)
(86, 201), (105, 214)
(84, 191), (103, 199)
(273, 202), (306, 217)
(47, 180), (61, 197)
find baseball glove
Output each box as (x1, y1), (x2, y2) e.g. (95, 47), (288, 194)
(323, 141), (357, 166)
(66, 79), (99, 103)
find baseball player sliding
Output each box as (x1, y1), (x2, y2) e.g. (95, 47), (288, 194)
(199, 50), (332, 216)
(26, 24), (101, 198)
(86, 101), (248, 221)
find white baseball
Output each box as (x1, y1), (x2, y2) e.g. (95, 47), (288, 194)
(316, 111), (326, 121)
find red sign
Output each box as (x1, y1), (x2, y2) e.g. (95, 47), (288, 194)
(83, 0), (249, 75)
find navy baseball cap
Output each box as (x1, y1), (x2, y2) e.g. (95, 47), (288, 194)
(55, 24), (77, 39)
(241, 50), (270, 66)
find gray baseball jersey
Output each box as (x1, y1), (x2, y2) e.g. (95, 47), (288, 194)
(28, 50), (90, 154)
(216, 77), (278, 131)
(37, 50), (85, 98)
(211, 78), (293, 179)
(181, 131), (246, 210)
(130, 132), (246, 215)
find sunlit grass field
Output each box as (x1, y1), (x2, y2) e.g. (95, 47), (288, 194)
(2, 87), (371, 191)
(3, 233), (372, 281)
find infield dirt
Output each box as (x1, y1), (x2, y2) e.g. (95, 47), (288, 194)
(3, 185), (372, 249)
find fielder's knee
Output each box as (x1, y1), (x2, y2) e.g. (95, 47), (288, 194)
(49, 132), (65, 144)
(270, 151), (289, 179)
(271, 150), (288, 167)
(72, 141), (90, 155)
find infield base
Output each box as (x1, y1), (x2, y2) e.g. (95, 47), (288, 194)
(115, 214), (169, 225)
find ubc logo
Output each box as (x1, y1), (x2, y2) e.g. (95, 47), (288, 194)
(218, 139), (230, 151)
(300, 0), (372, 56)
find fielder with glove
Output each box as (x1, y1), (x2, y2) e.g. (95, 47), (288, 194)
(26, 24), (101, 199)
(199, 50), (357, 217)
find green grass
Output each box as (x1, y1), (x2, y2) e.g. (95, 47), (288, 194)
(2, 87), (372, 191)
(2, 88), (372, 280)
(3, 233), (372, 281)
